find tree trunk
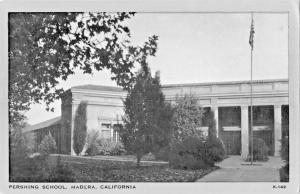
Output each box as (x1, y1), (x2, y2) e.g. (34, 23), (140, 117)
(136, 153), (142, 167)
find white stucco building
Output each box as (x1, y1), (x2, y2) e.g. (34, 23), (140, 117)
(25, 79), (289, 157)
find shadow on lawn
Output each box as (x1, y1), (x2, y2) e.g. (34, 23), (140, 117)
(48, 155), (219, 182)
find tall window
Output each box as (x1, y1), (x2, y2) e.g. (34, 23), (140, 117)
(100, 123), (111, 139)
(113, 124), (122, 142)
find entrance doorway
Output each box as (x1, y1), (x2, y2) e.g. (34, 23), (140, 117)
(249, 105), (274, 156)
(219, 106), (241, 155)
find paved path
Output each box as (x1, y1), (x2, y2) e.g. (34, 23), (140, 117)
(197, 156), (284, 182)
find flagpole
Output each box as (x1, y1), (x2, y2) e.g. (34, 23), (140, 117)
(250, 12), (254, 165)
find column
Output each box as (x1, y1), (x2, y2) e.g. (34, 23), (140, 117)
(274, 105), (282, 156)
(110, 123), (114, 142)
(241, 105), (249, 158)
(211, 106), (219, 137)
(70, 104), (78, 156)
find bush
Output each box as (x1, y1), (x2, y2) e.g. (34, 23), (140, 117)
(153, 146), (171, 161)
(281, 136), (289, 163)
(169, 136), (209, 170)
(247, 138), (269, 161)
(9, 124), (73, 182)
(38, 132), (57, 155)
(205, 109), (226, 164)
(85, 129), (100, 156)
(86, 137), (126, 156)
(10, 154), (75, 182)
(48, 157), (75, 182)
(280, 136), (289, 182)
(205, 137), (226, 164)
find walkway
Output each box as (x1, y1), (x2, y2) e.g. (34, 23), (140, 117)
(197, 155), (284, 182)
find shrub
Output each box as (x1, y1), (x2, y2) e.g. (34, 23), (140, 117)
(281, 136), (289, 163)
(10, 154), (75, 182)
(205, 137), (226, 165)
(73, 101), (88, 155)
(280, 136), (289, 182)
(38, 132), (57, 155)
(169, 136), (208, 170)
(110, 142), (127, 155)
(48, 157), (75, 182)
(205, 109), (226, 164)
(172, 94), (204, 141)
(10, 127), (34, 181)
(86, 137), (126, 156)
(153, 146), (170, 161)
(85, 129), (100, 156)
(247, 138), (269, 161)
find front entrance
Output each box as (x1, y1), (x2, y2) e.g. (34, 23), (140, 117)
(219, 107), (241, 155)
(249, 106), (274, 156)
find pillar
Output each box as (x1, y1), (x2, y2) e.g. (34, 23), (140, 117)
(110, 123), (114, 142)
(212, 106), (219, 137)
(241, 105), (249, 158)
(274, 105), (282, 156)
(70, 104), (78, 156)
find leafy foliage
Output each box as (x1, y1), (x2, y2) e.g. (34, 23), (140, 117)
(169, 136), (208, 170)
(38, 132), (57, 155)
(9, 124), (74, 182)
(84, 129), (100, 156)
(281, 136), (289, 163)
(9, 12), (158, 125)
(169, 101), (225, 169)
(171, 94), (204, 142)
(10, 125), (31, 180)
(153, 146), (171, 161)
(87, 138), (126, 156)
(73, 101), (88, 155)
(205, 138), (226, 164)
(10, 155), (75, 182)
(280, 136), (289, 182)
(121, 67), (173, 166)
(47, 157), (75, 182)
(247, 137), (269, 161)
(205, 110), (226, 163)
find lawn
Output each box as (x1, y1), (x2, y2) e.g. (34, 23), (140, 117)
(48, 155), (218, 182)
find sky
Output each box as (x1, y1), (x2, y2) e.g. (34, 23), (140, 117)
(25, 13), (288, 125)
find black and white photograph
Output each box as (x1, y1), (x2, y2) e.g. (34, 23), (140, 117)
(1, 0), (299, 193)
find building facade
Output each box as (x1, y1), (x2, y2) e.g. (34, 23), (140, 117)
(25, 79), (289, 157)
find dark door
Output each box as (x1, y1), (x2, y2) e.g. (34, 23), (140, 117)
(249, 106), (274, 156)
(218, 106), (242, 155)
(222, 130), (241, 155)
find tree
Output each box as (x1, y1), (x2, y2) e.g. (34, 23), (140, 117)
(171, 94), (204, 142)
(121, 67), (173, 166)
(38, 132), (57, 155)
(73, 101), (88, 155)
(204, 109), (226, 163)
(9, 12), (158, 126)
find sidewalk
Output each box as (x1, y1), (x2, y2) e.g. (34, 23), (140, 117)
(197, 155), (284, 182)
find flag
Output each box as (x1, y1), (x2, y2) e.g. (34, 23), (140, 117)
(249, 16), (255, 50)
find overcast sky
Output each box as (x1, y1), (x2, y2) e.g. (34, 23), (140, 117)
(25, 13), (288, 125)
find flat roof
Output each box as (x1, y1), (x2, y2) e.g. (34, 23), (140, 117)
(23, 116), (61, 133)
(69, 79), (288, 91)
(71, 84), (124, 92)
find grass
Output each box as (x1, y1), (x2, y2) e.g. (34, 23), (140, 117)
(47, 155), (217, 182)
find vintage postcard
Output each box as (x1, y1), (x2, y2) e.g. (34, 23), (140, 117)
(0, 0), (299, 193)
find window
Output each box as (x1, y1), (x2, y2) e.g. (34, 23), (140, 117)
(101, 123), (111, 139)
